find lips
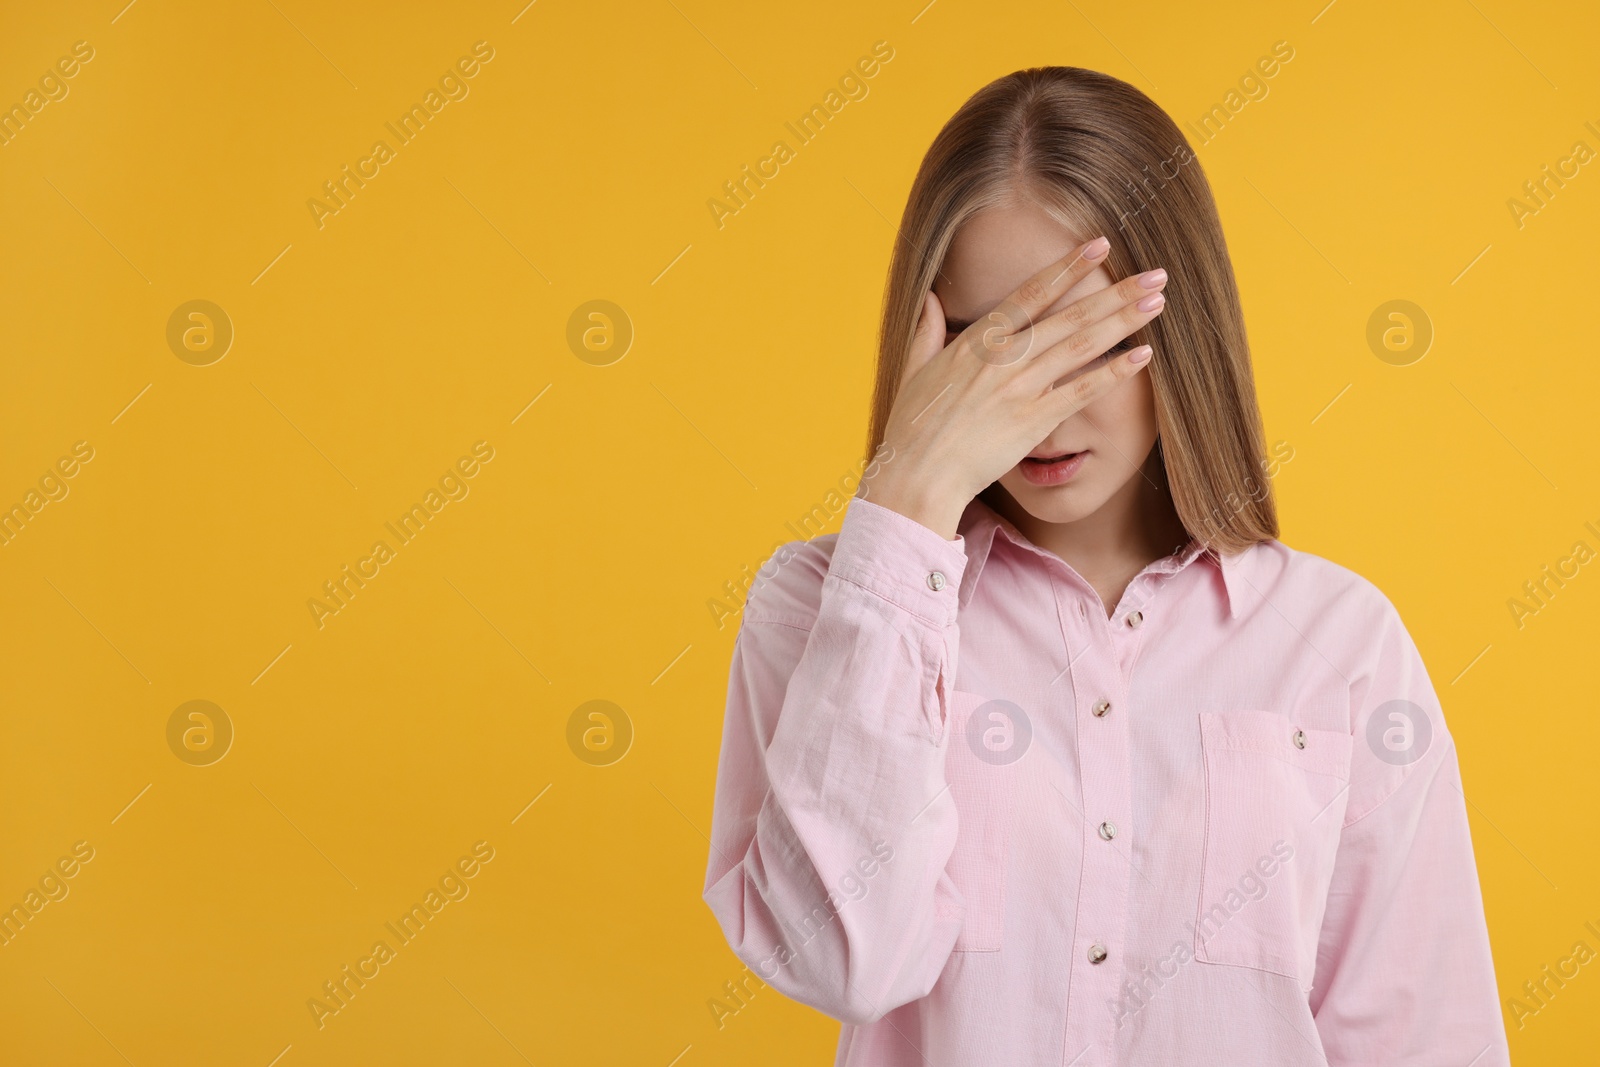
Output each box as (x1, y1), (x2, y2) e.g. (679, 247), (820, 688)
(1018, 448), (1089, 486)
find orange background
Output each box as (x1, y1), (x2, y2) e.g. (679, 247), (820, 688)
(1, 0), (1597, 1063)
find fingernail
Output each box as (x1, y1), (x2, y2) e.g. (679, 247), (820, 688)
(1084, 236), (1110, 260)
(1136, 292), (1166, 312)
(1128, 344), (1153, 365)
(1138, 269), (1167, 288)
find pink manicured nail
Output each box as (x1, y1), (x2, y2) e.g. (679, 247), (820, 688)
(1137, 292), (1166, 312)
(1128, 345), (1153, 364)
(1138, 269), (1167, 288)
(1083, 237), (1111, 260)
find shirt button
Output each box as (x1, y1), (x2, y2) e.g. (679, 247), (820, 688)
(1127, 610), (1143, 628)
(1098, 821), (1117, 841)
(1293, 729), (1307, 749)
(927, 571), (947, 592)
(1092, 699), (1111, 718)
(1088, 943), (1108, 964)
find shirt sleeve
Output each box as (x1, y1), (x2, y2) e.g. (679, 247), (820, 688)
(701, 495), (972, 1025)
(1308, 597), (1510, 1065)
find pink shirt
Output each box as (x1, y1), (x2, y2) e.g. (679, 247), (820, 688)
(703, 493), (1509, 1066)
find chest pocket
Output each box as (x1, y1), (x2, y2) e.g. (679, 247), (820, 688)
(1194, 710), (1353, 991)
(940, 690), (1019, 952)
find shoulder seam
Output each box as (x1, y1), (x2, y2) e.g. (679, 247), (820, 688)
(1341, 730), (1457, 829)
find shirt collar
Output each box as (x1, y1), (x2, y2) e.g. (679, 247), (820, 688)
(954, 493), (1252, 619)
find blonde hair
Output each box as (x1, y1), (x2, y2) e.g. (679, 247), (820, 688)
(865, 66), (1277, 553)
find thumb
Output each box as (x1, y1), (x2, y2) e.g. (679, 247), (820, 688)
(901, 288), (946, 393)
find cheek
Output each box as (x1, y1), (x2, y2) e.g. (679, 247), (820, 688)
(1079, 371), (1159, 449)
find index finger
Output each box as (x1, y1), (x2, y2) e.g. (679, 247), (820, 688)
(966, 235), (1112, 365)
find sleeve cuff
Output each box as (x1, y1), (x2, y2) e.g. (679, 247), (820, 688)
(825, 495), (969, 628)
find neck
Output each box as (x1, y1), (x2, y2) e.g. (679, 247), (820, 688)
(984, 447), (1190, 598)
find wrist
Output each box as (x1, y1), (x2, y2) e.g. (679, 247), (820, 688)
(858, 473), (968, 541)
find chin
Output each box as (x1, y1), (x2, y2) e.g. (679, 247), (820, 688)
(996, 478), (1110, 524)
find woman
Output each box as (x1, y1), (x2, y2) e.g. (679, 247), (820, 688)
(702, 66), (1508, 1066)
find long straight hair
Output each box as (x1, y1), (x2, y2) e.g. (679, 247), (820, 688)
(865, 66), (1277, 554)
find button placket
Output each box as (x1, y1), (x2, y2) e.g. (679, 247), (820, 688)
(1043, 569), (1130, 1050)
(1110, 590), (1155, 681)
(1064, 652), (1134, 1054)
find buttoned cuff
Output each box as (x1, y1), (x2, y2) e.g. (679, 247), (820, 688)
(826, 495), (968, 628)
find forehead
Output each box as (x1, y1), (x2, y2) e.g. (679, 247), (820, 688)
(936, 198), (1113, 320)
